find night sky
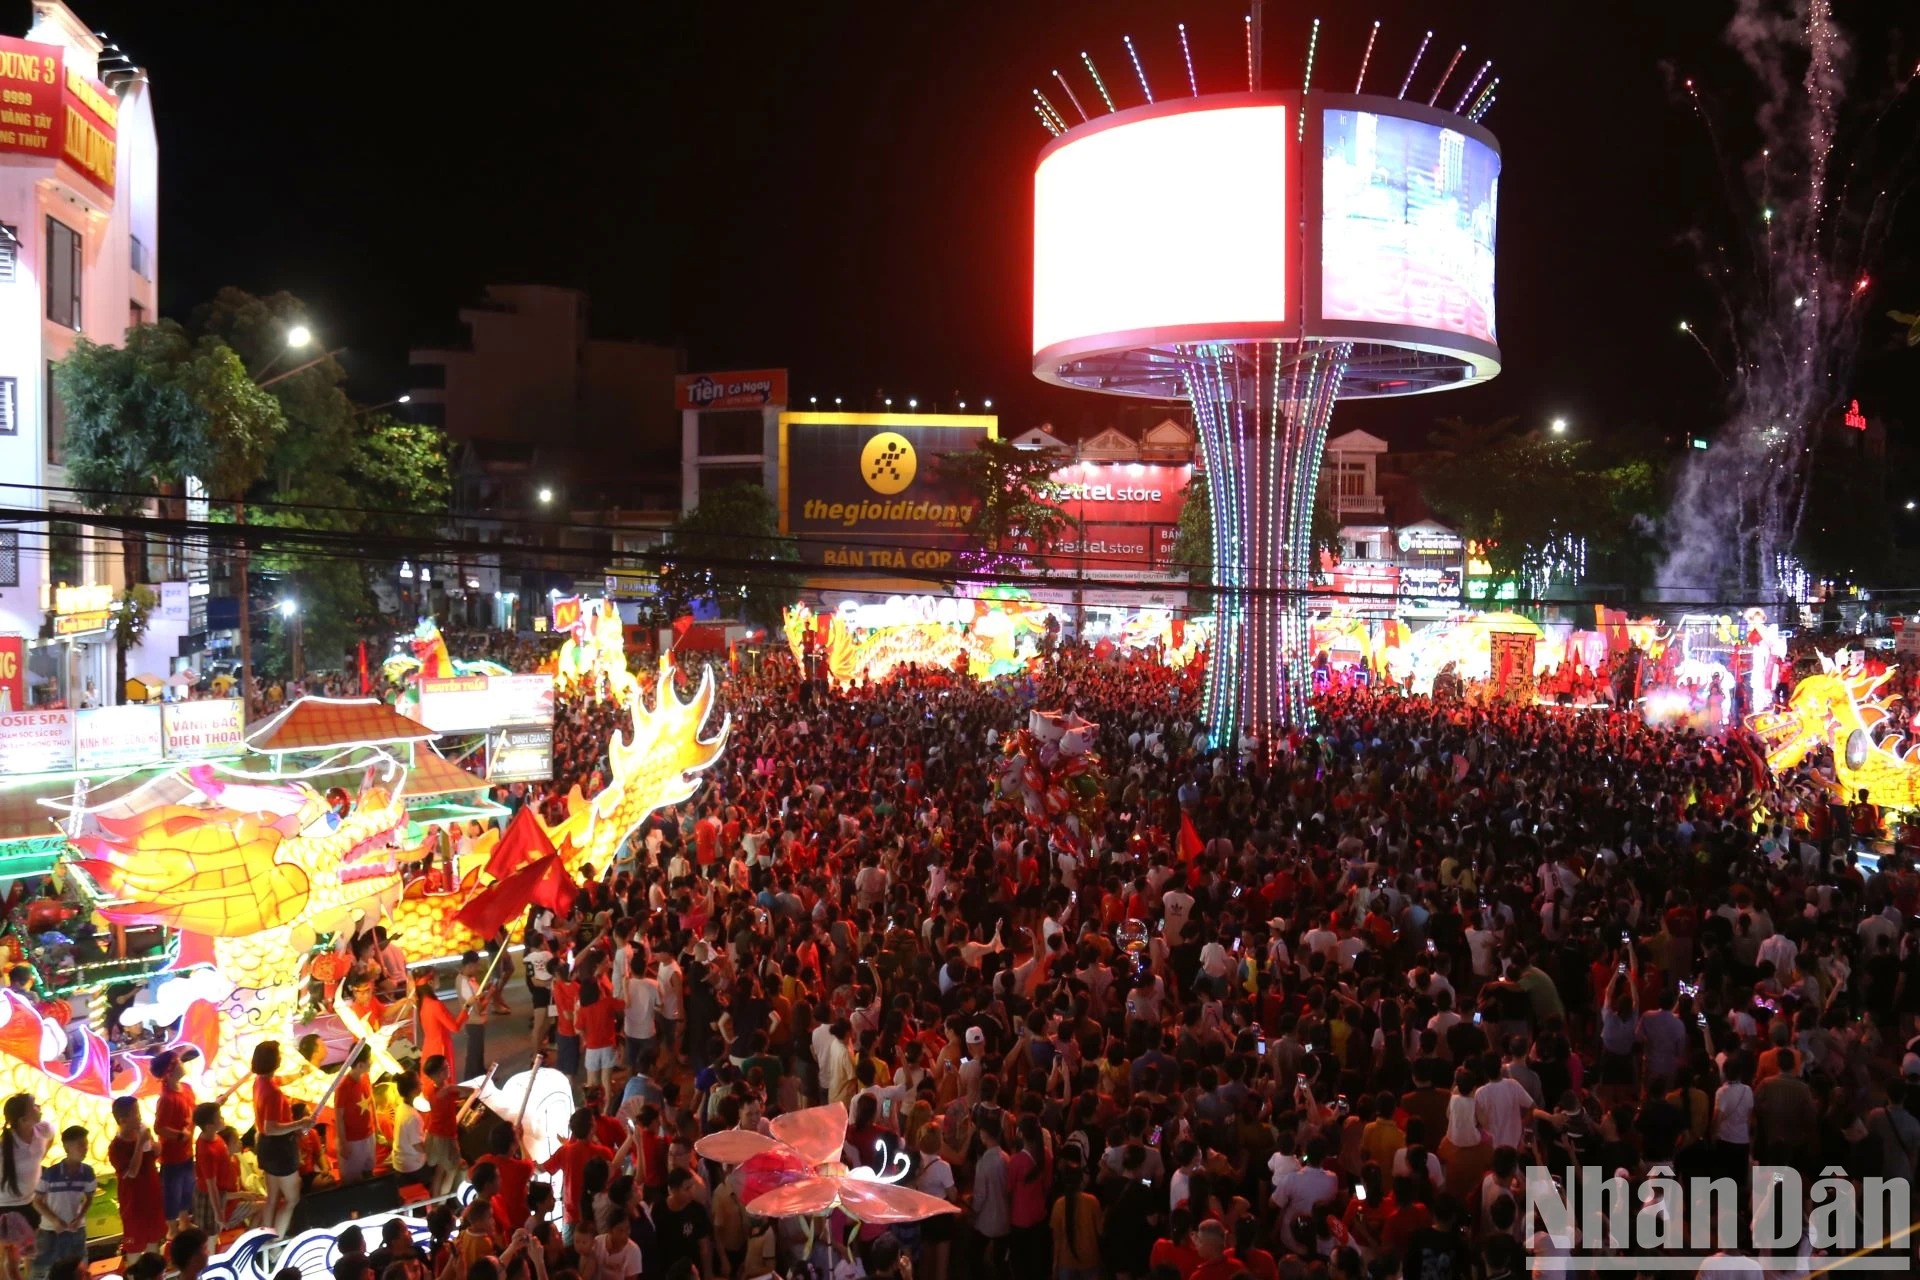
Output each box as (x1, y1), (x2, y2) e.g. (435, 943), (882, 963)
(64, 0), (1920, 449)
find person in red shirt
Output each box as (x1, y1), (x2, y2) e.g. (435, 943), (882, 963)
(414, 975), (465, 1073)
(551, 961), (581, 1078)
(251, 1040), (306, 1235)
(474, 1124), (535, 1233)
(151, 1050), (197, 1224)
(537, 1107), (615, 1229)
(1186, 1221), (1243, 1280)
(1149, 1210), (1202, 1279)
(576, 969), (624, 1101)
(422, 1054), (471, 1197)
(192, 1102), (240, 1234)
(333, 1054), (376, 1183)
(694, 806), (720, 865)
(110, 1095), (166, 1255)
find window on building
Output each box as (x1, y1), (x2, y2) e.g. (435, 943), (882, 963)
(45, 217), (81, 329)
(129, 298), (145, 331)
(0, 223), (17, 285)
(48, 520), (82, 587)
(130, 234), (150, 280)
(45, 360), (65, 463)
(0, 531), (16, 588)
(1338, 461), (1369, 497)
(697, 411), (764, 457)
(0, 376), (15, 436)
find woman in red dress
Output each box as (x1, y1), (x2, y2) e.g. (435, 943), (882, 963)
(250, 1042), (306, 1234)
(413, 974), (465, 1075)
(108, 1096), (165, 1253)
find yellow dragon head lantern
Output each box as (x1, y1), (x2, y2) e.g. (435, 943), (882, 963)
(1746, 655), (1920, 810)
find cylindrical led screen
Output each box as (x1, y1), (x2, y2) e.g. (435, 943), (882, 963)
(1032, 103), (1293, 359)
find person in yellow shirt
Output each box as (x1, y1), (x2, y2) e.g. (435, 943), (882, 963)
(1360, 1092), (1406, 1169)
(1049, 1166), (1103, 1279)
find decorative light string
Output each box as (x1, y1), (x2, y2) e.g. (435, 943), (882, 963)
(1427, 45), (1465, 107)
(1124, 34), (1153, 103)
(1354, 20), (1380, 92)
(1081, 51), (1116, 112)
(1454, 60), (1492, 113)
(1179, 22), (1199, 96)
(1398, 30), (1432, 99)
(1051, 68), (1090, 122)
(1299, 18), (1321, 138)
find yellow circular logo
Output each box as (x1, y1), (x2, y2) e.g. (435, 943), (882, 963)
(860, 432), (917, 495)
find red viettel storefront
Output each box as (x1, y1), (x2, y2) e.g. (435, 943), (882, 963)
(1015, 462), (1193, 574)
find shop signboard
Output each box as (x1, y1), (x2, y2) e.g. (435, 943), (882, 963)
(161, 699), (245, 761)
(0, 37), (115, 194)
(0, 709), (73, 774)
(675, 369), (788, 412)
(415, 673), (555, 733)
(74, 704), (163, 771)
(779, 413), (996, 569)
(159, 582), (190, 622)
(0, 636), (22, 713)
(0, 38), (61, 163)
(489, 727), (553, 782)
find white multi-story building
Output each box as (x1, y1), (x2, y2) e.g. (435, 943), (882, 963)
(0, 1), (162, 709)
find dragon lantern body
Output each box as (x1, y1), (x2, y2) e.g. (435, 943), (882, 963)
(1747, 658), (1920, 810)
(8, 661), (725, 1165)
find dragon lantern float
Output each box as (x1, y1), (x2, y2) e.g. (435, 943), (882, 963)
(381, 620), (514, 718)
(18, 658), (725, 1164)
(1747, 654), (1920, 811)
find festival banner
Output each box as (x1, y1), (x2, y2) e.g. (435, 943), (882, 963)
(551, 595), (582, 635)
(0, 709), (73, 775)
(161, 699), (246, 761)
(1488, 630), (1537, 704)
(74, 704), (163, 771)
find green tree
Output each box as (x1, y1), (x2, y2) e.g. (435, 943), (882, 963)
(190, 289), (451, 674)
(1171, 468), (1339, 598)
(934, 439), (1077, 570)
(54, 323), (284, 585)
(1171, 471), (1213, 591)
(1415, 416), (1659, 596)
(110, 585), (158, 704)
(655, 485), (800, 629)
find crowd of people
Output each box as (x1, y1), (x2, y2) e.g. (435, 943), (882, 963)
(12, 639), (1920, 1280)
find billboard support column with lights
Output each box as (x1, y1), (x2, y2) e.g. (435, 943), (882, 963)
(1030, 87), (1500, 750)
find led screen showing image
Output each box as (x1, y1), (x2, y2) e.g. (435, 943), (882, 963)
(1321, 108), (1499, 345)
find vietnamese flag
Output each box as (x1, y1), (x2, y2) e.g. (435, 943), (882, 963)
(1178, 812), (1204, 861)
(533, 855), (579, 917)
(485, 804), (556, 882)
(458, 853), (580, 941)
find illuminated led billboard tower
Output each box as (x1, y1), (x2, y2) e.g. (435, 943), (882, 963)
(1030, 24), (1502, 746)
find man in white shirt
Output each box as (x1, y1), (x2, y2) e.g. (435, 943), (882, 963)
(594, 1207), (646, 1280)
(623, 963), (662, 1069)
(1273, 1142), (1339, 1254)
(1161, 887), (1195, 943)
(655, 954), (684, 1065)
(1473, 1071), (1533, 1149)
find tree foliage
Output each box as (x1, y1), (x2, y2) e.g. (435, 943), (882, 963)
(934, 439), (1077, 567)
(187, 289), (452, 674)
(1414, 416), (1663, 590)
(655, 485), (800, 629)
(54, 322), (286, 584)
(1172, 471), (1213, 587)
(110, 585), (158, 702)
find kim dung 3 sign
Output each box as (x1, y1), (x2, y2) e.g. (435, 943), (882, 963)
(778, 413), (996, 570)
